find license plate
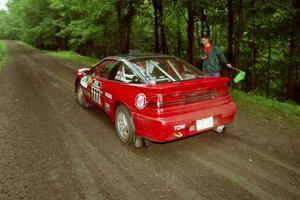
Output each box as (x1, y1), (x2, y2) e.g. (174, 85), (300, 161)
(196, 117), (214, 131)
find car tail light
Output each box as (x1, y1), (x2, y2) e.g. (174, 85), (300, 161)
(148, 88), (222, 109)
(215, 85), (229, 97)
(148, 95), (163, 108)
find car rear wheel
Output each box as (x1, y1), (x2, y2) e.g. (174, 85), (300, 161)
(115, 105), (137, 146)
(77, 85), (92, 107)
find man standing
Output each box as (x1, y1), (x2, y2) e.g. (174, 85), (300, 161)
(200, 35), (232, 76)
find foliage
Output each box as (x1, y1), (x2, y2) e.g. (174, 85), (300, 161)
(0, 40), (7, 70)
(232, 90), (300, 129)
(0, 0), (299, 103)
(46, 51), (98, 66)
(17, 41), (38, 50)
(18, 41), (97, 65)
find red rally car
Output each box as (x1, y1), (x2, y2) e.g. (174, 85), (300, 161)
(75, 54), (236, 148)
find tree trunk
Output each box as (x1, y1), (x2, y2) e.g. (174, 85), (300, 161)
(200, 8), (208, 36)
(227, 0), (233, 64)
(187, 1), (194, 63)
(206, 22), (210, 38)
(196, 21), (201, 48)
(153, 0), (159, 53)
(213, 24), (218, 44)
(116, 1), (124, 53)
(201, 20), (205, 36)
(160, 23), (169, 54)
(248, 0), (256, 91)
(116, 0), (136, 54)
(176, 10), (182, 57)
(295, 64), (300, 103)
(297, 65), (300, 103)
(212, 24), (216, 43)
(227, 0), (234, 78)
(152, 0), (168, 54)
(158, 0), (168, 54)
(267, 39), (271, 98)
(286, 0), (300, 101)
(235, 0), (243, 72)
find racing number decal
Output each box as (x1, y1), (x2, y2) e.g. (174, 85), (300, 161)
(92, 88), (101, 105)
(91, 80), (102, 105)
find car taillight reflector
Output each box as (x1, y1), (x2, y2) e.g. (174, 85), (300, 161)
(215, 85), (229, 97)
(148, 88), (220, 109)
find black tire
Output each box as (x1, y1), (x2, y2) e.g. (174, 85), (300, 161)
(115, 105), (136, 145)
(76, 85), (92, 107)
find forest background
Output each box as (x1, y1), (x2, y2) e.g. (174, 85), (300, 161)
(0, 0), (299, 103)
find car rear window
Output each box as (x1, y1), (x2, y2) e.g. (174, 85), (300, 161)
(131, 57), (205, 84)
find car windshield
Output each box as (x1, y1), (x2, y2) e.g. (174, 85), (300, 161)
(131, 57), (205, 84)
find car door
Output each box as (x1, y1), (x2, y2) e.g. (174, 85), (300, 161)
(88, 59), (118, 108)
(106, 62), (145, 118)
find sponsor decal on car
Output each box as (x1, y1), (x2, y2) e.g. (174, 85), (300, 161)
(105, 103), (110, 112)
(80, 76), (89, 88)
(92, 80), (102, 105)
(88, 76), (93, 84)
(115, 71), (123, 81)
(174, 124), (185, 131)
(135, 93), (146, 110)
(105, 92), (112, 100)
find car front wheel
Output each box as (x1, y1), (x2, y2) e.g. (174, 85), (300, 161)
(76, 85), (91, 107)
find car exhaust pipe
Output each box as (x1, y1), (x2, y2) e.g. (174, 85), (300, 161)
(214, 125), (226, 134)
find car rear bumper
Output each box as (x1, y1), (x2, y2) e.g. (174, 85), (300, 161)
(131, 101), (236, 142)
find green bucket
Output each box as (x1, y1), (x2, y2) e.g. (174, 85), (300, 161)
(233, 71), (246, 83)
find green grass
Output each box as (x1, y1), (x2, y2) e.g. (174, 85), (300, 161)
(18, 41), (98, 66)
(18, 41), (37, 50)
(47, 51), (98, 66)
(0, 40), (7, 70)
(232, 90), (300, 127)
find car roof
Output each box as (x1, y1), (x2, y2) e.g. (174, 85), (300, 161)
(104, 53), (178, 62)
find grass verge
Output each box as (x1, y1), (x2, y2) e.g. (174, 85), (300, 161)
(18, 41), (37, 50)
(47, 51), (98, 66)
(0, 40), (7, 70)
(18, 41), (98, 66)
(232, 90), (300, 128)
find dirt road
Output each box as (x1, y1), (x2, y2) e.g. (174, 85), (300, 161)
(0, 40), (299, 200)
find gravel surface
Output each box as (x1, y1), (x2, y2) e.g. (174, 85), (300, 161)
(0, 40), (299, 200)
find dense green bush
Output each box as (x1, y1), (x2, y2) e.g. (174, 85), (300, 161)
(0, 0), (299, 103)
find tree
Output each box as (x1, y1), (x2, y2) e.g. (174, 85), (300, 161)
(286, 0), (300, 101)
(152, 0), (168, 54)
(227, 0), (234, 67)
(234, 0), (244, 74)
(0, 0), (298, 103)
(186, 0), (194, 63)
(247, 0), (257, 91)
(116, 0), (138, 53)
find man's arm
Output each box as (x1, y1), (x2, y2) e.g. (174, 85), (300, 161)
(200, 48), (207, 60)
(215, 46), (232, 67)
